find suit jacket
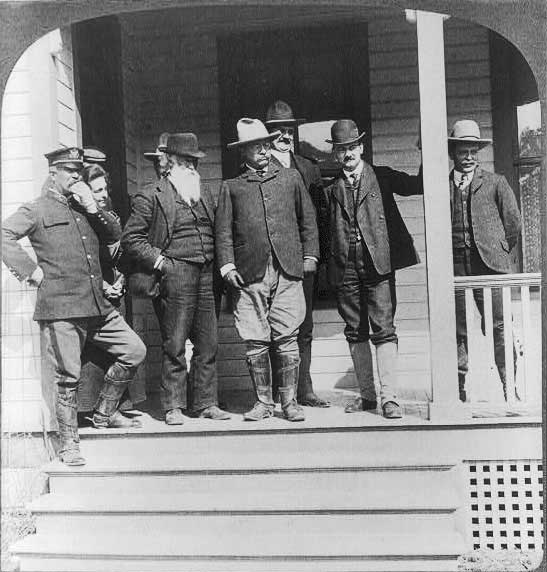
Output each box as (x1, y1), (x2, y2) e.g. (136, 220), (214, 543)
(270, 153), (329, 260)
(2, 190), (120, 320)
(324, 162), (422, 288)
(215, 165), (319, 284)
(450, 168), (522, 273)
(121, 177), (217, 297)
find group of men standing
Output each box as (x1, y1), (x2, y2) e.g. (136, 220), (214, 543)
(2, 97), (522, 466)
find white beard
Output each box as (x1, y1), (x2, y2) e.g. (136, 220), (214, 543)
(169, 165), (201, 205)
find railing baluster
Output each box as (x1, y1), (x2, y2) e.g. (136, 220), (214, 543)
(482, 287), (496, 397)
(453, 273), (541, 416)
(502, 285), (516, 407)
(520, 284), (531, 404)
(464, 287), (477, 403)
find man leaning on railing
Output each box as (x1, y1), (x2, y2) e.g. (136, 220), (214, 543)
(447, 119), (522, 403)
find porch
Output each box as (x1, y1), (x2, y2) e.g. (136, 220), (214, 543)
(1, 1), (545, 570)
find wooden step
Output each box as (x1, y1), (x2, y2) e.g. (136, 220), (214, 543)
(35, 511), (459, 539)
(55, 430), (459, 474)
(16, 555), (460, 572)
(12, 530), (466, 567)
(47, 465), (457, 497)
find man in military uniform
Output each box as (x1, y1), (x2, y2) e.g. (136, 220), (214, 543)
(264, 100), (329, 408)
(2, 147), (146, 466)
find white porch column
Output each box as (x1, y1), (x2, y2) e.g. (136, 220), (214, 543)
(416, 11), (469, 421)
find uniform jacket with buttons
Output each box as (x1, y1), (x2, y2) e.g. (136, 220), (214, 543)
(324, 162), (422, 288)
(2, 189), (121, 320)
(449, 168), (522, 273)
(215, 165), (319, 284)
(120, 177), (217, 297)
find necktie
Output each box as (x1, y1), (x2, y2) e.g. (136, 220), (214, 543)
(457, 174), (469, 189)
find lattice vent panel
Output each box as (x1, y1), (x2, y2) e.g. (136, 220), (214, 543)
(465, 460), (544, 551)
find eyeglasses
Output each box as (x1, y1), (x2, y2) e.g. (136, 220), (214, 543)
(248, 141), (271, 152)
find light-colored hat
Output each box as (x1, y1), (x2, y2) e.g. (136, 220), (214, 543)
(448, 120), (491, 149)
(228, 118), (281, 149)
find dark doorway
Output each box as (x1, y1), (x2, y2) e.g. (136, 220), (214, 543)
(72, 16), (129, 222)
(218, 24), (371, 178)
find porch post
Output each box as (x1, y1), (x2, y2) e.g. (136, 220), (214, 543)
(416, 11), (469, 421)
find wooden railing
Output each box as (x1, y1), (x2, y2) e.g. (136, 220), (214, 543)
(453, 273), (541, 409)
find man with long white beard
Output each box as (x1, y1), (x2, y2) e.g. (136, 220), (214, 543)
(122, 133), (230, 424)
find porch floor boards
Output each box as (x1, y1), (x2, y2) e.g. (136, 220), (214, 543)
(78, 397), (542, 438)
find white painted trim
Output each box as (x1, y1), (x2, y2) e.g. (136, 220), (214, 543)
(416, 11), (468, 421)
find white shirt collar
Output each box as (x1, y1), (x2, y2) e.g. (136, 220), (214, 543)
(343, 160), (364, 183)
(453, 169), (475, 188)
(271, 149), (291, 169)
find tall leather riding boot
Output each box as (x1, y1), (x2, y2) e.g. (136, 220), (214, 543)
(93, 363), (142, 429)
(376, 341), (402, 418)
(56, 385), (86, 466)
(496, 345), (520, 402)
(297, 344), (330, 407)
(458, 373), (467, 402)
(276, 352), (305, 422)
(244, 350), (275, 421)
(269, 348), (281, 404)
(346, 341), (376, 412)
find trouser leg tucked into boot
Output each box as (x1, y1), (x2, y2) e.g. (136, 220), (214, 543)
(346, 341), (377, 413)
(275, 352), (305, 422)
(244, 350), (275, 421)
(376, 341), (402, 419)
(93, 363), (142, 429)
(56, 384), (86, 466)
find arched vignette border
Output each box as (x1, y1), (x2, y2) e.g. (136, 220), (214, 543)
(0, 0), (545, 444)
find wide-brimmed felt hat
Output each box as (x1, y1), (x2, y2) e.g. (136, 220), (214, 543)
(448, 120), (491, 149)
(228, 118), (280, 149)
(264, 100), (306, 126)
(164, 132), (206, 159)
(44, 146), (84, 167)
(326, 119), (366, 146)
(144, 132), (170, 161)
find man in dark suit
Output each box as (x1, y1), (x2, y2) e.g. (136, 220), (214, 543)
(264, 100), (329, 408)
(122, 133), (230, 425)
(323, 120), (423, 419)
(447, 119), (522, 402)
(216, 118), (319, 422)
(2, 147), (146, 466)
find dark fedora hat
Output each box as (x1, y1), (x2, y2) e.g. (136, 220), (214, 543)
(264, 100), (306, 126)
(165, 132), (206, 159)
(326, 119), (366, 146)
(144, 132), (170, 161)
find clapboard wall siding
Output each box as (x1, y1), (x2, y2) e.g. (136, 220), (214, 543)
(2, 29), (80, 432)
(122, 9), (494, 406)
